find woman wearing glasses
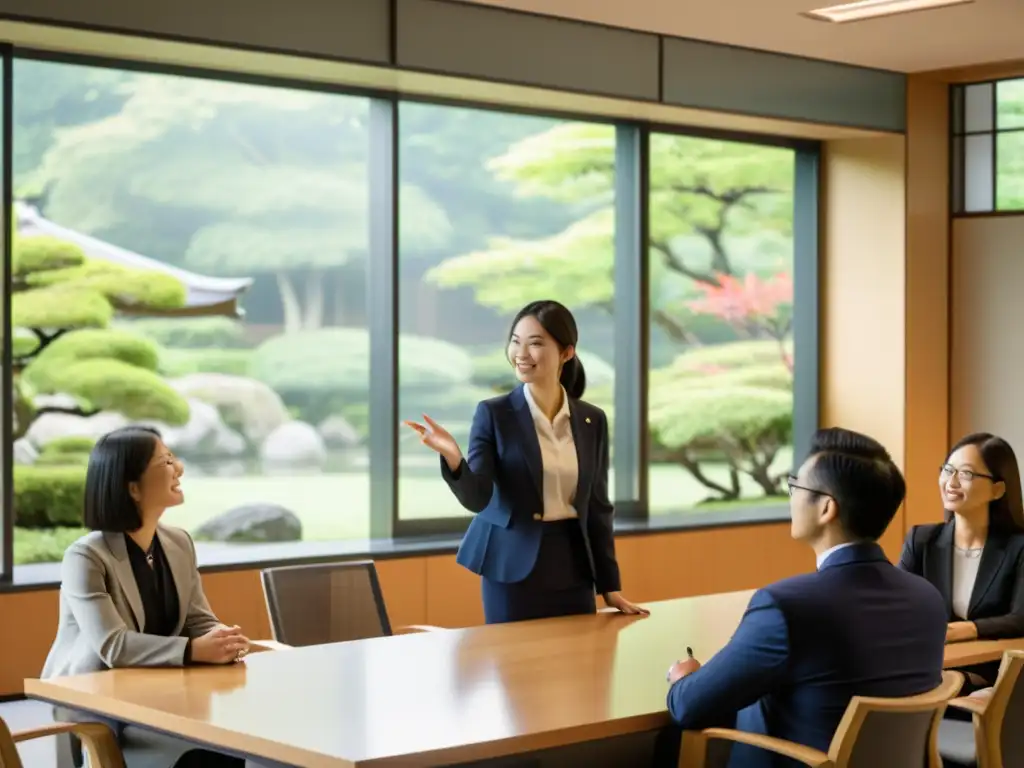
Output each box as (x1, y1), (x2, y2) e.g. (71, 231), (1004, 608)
(898, 432), (1024, 686)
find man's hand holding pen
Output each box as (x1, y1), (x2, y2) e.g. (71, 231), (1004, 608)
(666, 646), (701, 684)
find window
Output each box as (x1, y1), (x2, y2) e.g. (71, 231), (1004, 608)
(646, 133), (797, 516)
(396, 103), (617, 525)
(2, 53), (820, 572)
(952, 78), (1024, 213)
(10, 58), (371, 566)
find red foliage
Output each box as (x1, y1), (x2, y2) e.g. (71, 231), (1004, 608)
(687, 272), (792, 324)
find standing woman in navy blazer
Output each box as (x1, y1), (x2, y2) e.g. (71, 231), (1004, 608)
(405, 300), (648, 624)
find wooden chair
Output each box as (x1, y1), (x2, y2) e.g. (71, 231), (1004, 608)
(1, 715), (124, 768)
(679, 670), (963, 768)
(938, 650), (1024, 767)
(258, 560), (443, 648)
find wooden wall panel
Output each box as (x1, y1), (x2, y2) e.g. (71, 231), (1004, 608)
(820, 134), (908, 550)
(376, 557), (428, 627)
(904, 74), (951, 531)
(613, 523), (811, 602)
(0, 590), (57, 695)
(424, 555), (486, 629)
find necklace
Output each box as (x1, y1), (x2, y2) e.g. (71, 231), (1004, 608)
(955, 545), (983, 559)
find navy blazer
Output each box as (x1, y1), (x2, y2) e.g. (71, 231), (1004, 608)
(441, 385), (621, 593)
(667, 543), (947, 768)
(898, 520), (1024, 639)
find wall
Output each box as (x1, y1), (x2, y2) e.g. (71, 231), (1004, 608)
(0, 524), (811, 695)
(950, 215), (1024, 448)
(820, 133), (908, 557)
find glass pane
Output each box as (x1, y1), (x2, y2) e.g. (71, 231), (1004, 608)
(964, 133), (994, 212)
(996, 131), (1024, 211)
(996, 78), (1024, 130)
(11, 59), (371, 567)
(964, 82), (994, 133)
(396, 103), (616, 521)
(647, 135), (795, 516)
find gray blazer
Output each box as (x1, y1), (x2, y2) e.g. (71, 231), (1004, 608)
(42, 524), (224, 679)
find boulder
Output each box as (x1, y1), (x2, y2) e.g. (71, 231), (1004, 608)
(27, 411), (128, 449)
(317, 414), (362, 448)
(193, 503), (302, 543)
(260, 421), (327, 470)
(145, 398), (246, 459)
(169, 374), (290, 445)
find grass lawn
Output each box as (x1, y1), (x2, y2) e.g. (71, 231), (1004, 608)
(14, 449), (792, 565)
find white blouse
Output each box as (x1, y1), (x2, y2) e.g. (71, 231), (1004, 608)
(523, 385), (579, 521)
(952, 546), (982, 620)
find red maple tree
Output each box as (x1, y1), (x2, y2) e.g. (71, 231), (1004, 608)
(687, 272), (793, 372)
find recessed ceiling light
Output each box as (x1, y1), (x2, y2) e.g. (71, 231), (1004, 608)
(804, 0), (974, 23)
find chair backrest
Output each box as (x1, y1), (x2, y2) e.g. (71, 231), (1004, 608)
(830, 670), (963, 768)
(976, 650), (1024, 768)
(0, 716), (23, 768)
(260, 560), (393, 647)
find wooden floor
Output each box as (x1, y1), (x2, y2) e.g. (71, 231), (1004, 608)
(1, 697), (59, 767)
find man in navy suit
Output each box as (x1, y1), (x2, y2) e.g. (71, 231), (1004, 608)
(664, 427), (948, 767)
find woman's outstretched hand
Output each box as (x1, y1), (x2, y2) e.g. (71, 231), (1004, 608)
(403, 414), (463, 472)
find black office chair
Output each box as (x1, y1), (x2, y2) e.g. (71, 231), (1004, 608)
(259, 560), (440, 647)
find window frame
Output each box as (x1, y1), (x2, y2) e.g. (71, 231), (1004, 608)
(0, 47), (822, 580)
(950, 76), (1024, 216)
(0, 46), (11, 584)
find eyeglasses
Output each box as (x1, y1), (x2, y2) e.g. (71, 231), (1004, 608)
(940, 464), (995, 484)
(787, 474), (832, 498)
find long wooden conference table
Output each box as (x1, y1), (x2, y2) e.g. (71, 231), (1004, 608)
(24, 590), (1024, 767)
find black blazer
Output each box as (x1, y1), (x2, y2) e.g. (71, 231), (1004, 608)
(898, 520), (1024, 639)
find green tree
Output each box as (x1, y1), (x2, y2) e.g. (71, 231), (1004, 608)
(29, 71), (452, 333)
(13, 59), (132, 195)
(426, 124), (794, 343)
(12, 234), (190, 439)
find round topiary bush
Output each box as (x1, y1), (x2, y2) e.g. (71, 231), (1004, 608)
(14, 465), (88, 528)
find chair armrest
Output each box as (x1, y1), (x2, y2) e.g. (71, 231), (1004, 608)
(947, 696), (988, 716)
(395, 624), (446, 634)
(695, 728), (833, 767)
(247, 639), (295, 652)
(13, 722), (125, 768)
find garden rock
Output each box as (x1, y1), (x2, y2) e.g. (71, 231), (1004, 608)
(260, 420), (327, 469)
(169, 373), (290, 444)
(193, 503), (302, 543)
(27, 411), (128, 449)
(317, 415), (362, 448)
(146, 398), (246, 459)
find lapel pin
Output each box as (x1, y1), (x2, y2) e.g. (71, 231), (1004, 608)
(585, 417), (591, 424)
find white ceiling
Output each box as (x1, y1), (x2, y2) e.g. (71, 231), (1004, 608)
(462, 0), (1023, 73)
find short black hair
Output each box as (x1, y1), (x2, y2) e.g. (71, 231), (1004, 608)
(805, 427), (905, 541)
(945, 432), (1024, 533)
(83, 426), (162, 533)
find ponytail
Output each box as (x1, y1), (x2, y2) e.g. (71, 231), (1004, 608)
(560, 356), (587, 399)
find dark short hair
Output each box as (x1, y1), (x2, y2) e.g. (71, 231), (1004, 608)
(945, 432), (1024, 533)
(805, 427), (905, 541)
(83, 426), (163, 533)
(508, 299), (587, 399)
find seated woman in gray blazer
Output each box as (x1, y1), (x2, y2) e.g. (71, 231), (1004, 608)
(43, 426), (250, 768)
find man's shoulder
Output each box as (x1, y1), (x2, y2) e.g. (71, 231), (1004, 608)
(764, 560), (946, 620)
